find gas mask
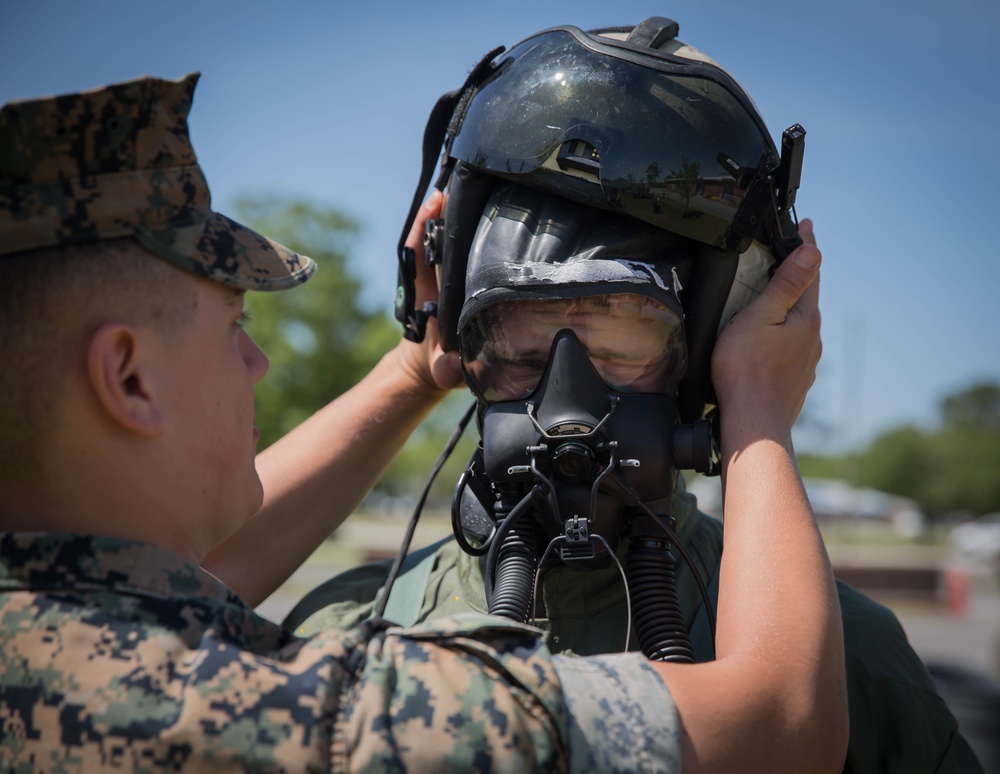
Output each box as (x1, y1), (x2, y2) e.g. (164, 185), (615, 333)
(453, 292), (716, 661)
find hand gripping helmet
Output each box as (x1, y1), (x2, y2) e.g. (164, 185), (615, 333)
(392, 17), (806, 655)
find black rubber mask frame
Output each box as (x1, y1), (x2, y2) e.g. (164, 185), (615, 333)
(479, 329), (681, 551)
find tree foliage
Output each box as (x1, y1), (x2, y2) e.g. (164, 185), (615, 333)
(233, 194), (476, 510)
(808, 381), (1000, 517)
(939, 382), (1000, 430)
(858, 426), (935, 501)
(234, 195), (398, 449)
(371, 391), (480, 511)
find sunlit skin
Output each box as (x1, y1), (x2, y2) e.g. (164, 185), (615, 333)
(0, 270), (273, 566)
(464, 293), (685, 402)
(155, 281), (270, 551)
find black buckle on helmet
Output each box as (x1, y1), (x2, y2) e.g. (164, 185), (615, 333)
(624, 16), (680, 48)
(727, 123), (807, 260)
(769, 123), (807, 261)
(424, 218), (444, 266)
(556, 140), (601, 176)
(776, 123), (806, 212)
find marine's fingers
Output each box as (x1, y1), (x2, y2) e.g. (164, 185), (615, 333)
(406, 190), (444, 253)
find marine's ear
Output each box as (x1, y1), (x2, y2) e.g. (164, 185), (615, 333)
(85, 322), (165, 437)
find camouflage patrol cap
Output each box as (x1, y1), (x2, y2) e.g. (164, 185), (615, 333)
(0, 72), (316, 290)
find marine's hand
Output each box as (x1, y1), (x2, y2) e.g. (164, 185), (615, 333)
(394, 191), (464, 393)
(712, 219), (822, 429)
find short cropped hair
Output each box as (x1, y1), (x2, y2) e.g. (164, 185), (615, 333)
(0, 239), (197, 475)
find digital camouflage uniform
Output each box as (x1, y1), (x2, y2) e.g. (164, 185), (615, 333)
(0, 77), (685, 772)
(291, 483), (985, 774)
(0, 532), (682, 772)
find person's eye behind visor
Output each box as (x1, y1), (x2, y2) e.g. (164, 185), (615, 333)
(461, 293), (686, 403)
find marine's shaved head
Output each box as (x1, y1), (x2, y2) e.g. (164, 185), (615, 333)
(0, 239), (197, 476)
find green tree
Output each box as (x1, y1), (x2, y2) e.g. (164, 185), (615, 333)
(847, 381), (1000, 517)
(668, 156), (701, 212)
(797, 453), (849, 480)
(234, 194), (475, 511)
(922, 382), (1000, 514)
(644, 161), (661, 191)
(374, 391), (480, 511)
(857, 426), (934, 503)
(940, 381), (1000, 429)
(922, 422), (1000, 515)
(234, 195), (398, 449)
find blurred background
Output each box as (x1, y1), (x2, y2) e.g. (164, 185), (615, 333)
(4, 0), (998, 763)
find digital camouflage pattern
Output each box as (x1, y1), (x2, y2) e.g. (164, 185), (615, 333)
(0, 532), (681, 773)
(0, 74), (315, 291)
(551, 653), (681, 772)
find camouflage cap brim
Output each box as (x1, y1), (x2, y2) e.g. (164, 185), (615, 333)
(0, 72), (316, 291)
(137, 210), (316, 291)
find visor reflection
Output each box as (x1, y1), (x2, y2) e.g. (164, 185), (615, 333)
(450, 29), (773, 248)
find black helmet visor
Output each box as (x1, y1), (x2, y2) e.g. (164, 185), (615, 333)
(449, 28), (776, 249)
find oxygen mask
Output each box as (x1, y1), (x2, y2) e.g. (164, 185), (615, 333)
(455, 291), (715, 560)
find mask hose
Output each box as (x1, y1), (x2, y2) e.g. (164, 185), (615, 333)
(626, 513), (696, 663)
(486, 485), (543, 621)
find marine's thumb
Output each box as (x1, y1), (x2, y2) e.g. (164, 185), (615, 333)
(759, 241), (821, 319)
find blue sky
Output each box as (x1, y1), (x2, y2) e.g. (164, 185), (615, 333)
(3, 0), (997, 452)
